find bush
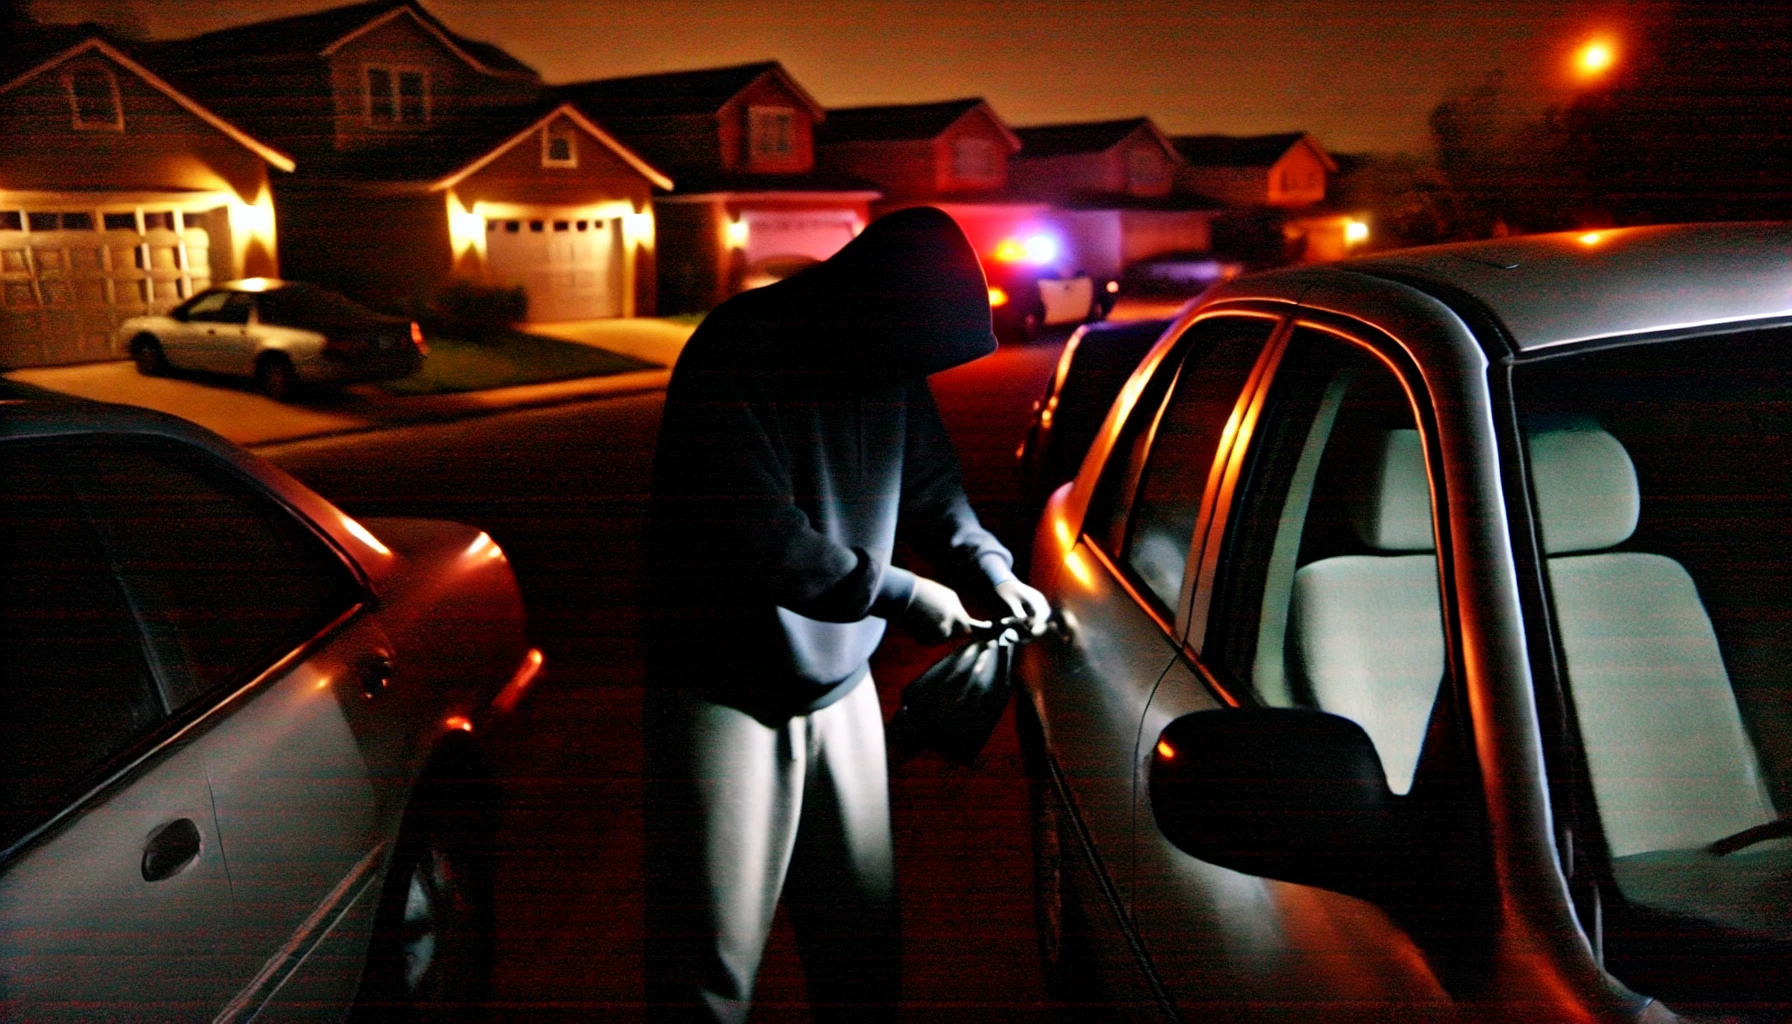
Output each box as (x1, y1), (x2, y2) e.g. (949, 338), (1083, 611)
(428, 280), (527, 340)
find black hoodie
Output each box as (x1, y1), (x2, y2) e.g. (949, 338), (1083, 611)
(645, 207), (1015, 722)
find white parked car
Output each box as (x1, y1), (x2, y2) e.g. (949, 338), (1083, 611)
(0, 388), (540, 1021)
(1021, 223), (1792, 1021)
(118, 279), (426, 401)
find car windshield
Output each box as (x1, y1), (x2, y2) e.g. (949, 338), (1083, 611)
(258, 285), (376, 327)
(1511, 325), (1792, 998)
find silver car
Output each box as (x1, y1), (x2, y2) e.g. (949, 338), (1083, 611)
(1020, 223), (1792, 1021)
(0, 391), (540, 1021)
(118, 279), (426, 401)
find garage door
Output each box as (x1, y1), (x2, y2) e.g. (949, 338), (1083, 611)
(484, 215), (623, 323)
(1, 206), (214, 369)
(742, 209), (860, 267)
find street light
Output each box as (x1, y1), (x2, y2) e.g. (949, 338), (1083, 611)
(1575, 38), (1616, 79)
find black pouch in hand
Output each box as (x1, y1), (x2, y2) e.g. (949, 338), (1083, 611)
(889, 618), (1027, 766)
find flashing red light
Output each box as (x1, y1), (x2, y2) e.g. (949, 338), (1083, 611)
(993, 239), (1027, 263)
(988, 286), (1009, 308)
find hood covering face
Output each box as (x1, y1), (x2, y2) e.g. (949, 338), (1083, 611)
(740, 206), (997, 379)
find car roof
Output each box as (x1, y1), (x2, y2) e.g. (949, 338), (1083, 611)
(1332, 223), (1792, 352)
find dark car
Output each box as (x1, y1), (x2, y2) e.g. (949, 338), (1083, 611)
(1, 387), (540, 1021)
(1017, 315), (1175, 519)
(1020, 223), (1792, 1021)
(984, 233), (1116, 343)
(119, 279), (427, 401)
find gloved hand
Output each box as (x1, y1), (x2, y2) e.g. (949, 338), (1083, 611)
(995, 578), (1052, 637)
(904, 576), (989, 643)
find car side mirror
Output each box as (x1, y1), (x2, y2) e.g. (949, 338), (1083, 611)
(1149, 708), (1408, 899)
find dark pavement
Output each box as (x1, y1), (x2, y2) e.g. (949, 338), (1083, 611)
(257, 336), (1068, 1022)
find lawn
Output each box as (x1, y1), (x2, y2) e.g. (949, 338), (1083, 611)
(379, 329), (661, 396)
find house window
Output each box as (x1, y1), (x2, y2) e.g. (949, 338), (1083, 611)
(67, 67), (122, 130)
(543, 127), (578, 167)
(1126, 145), (1168, 192)
(952, 138), (998, 182)
(748, 106), (796, 160)
(366, 66), (428, 126)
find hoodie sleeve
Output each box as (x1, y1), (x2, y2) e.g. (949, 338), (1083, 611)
(654, 365), (915, 624)
(898, 380), (1016, 590)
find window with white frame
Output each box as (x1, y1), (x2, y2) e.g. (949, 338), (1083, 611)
(748, 106), (796, 161)
(67, 67), (122, 130)
(366, 66), (428, 126)
(952, 138), (998, 183)
(543, 126), (577, 167)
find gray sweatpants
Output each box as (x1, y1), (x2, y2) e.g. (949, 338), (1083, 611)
(644, 673), (900, 1023)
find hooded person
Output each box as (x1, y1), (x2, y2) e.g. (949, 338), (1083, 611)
(642, 206), (1051, 1023)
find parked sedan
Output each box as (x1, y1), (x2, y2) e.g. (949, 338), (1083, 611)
(119, 279), (426, 401)
(1020, 224), (1792, 1021)
(0, 389), (541, 1022)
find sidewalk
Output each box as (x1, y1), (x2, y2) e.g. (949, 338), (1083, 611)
(5, 317), (695, 449)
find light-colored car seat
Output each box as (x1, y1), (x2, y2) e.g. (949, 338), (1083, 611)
(1531, 426), (1776, 857)
(1288, 429), (1444, 795)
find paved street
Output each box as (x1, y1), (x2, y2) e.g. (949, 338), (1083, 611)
(257, 337), (1068, 1022)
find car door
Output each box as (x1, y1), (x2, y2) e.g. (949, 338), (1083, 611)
(64, 439), (392, 1021)
(0, 443), (243, 1022)
(1027, 313), (1275, 1004)
(1134, 324), (1464, 1019)
(161, 290), (229, 370)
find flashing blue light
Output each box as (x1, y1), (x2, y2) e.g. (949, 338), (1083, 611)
(1022, 233), (1058, 266)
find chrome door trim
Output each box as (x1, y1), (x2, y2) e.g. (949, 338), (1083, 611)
(211, 839), (389, 1024)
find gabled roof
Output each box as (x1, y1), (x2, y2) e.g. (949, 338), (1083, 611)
(1012, 117), (1176, 160)
(148, 1), (536, 79)
(817, 98), (1020, 150)
(289, 101), (670, 190)
(560, 61), (825, 121)
(0, 30), (296, 172)
(1174, 132), (1337, 172)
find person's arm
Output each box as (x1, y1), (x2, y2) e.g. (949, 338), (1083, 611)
(898, 380), (1052, 634)
(655, 369), (914, 623)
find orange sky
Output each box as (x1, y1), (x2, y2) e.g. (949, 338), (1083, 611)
(35, 0), (1653, 153)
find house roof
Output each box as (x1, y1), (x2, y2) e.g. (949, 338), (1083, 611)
(559, 61), (824, 121)
(817, 98), (1019, 149)
(288, 100), (670, 190)
(1174, 132), (1337, 172)
(1012, 117), (1173, 159)
(146, 1), (537, 78)
(0, 28), (297, 172)
(650, 167), (881, 201)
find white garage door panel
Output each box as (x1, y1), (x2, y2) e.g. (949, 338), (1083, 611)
(485, 215), (622, 322)
(743, 210), (859, 266)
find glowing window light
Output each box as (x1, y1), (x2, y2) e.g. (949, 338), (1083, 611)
(988, 286), (1009, 307)
(1344, 219), (1369, 245)
(1021, 233), (1058, 265)
(726, 217), (749, 249)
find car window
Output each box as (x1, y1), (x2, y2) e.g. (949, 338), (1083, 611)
(1203, 327), (1443, 795)
(66, 442), (365, 712)
(1, 447), (164, 844)
(1512, 327), (1792, 969)
(1085, 315), (1274, 612)
(182, 291), (230, 321)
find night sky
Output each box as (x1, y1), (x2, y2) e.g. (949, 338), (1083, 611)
(33, 0), (1651, 153)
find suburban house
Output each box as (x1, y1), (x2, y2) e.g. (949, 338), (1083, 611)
(816, 98), (1046, 265)
(1174, 132), (1364, 262)
(0, 26), (293, 368)
(1007, 117), (1215, 279)
(150, 0), (669, 319)
(562, 62), (880, 313)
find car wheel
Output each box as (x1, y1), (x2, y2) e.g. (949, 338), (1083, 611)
(131, 334), (167, 376)
(255, 352), (300, 401)
(354, 757), (498, 1023)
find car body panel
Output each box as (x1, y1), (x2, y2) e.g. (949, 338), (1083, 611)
(0, 399), (535, 1023)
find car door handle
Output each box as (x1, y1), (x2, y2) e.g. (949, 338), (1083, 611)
(360, 655), (393, 700)
(141, 818), (203, 882)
